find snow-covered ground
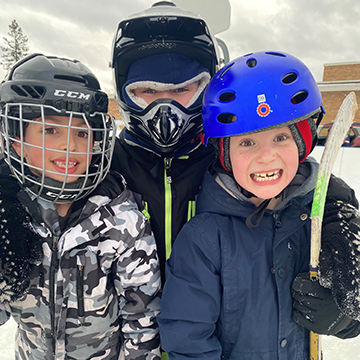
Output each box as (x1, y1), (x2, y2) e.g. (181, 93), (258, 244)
(1, 146), (359, 359)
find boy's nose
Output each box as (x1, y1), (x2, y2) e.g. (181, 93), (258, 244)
(256, 143), (276, 163)
(59, 131), (77, 152)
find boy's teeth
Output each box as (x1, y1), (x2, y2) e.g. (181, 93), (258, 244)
(53, 161), (77, 168)
(252, 170), (281, 182)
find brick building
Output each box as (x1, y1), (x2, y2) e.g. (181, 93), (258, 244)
(318, 61), (360, 124)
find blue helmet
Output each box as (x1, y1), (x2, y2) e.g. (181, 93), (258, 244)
(202, 51), (324, 164)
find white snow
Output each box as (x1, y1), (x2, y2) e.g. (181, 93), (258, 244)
(311, 147), (360, 359)
(311, 147), (360, 198)
(1, 146), (359, 359)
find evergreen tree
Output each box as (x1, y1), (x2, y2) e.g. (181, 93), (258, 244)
(1, 20), (29, 70)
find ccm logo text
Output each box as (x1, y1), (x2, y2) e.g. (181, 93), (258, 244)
(54, 89), (90, 100)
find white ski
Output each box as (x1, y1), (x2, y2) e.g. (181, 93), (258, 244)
(309, 91), (358, 360)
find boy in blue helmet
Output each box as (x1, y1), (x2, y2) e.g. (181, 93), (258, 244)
(158, 51), (360, 359)
(0, 54), (161, 359)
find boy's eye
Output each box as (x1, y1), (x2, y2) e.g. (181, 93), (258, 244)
(274, 134), (288, 142)
(240, 139), (254, 147)
(77, 130), (89, 139)
(144, 89), (156, 94)
(173, 87), (187, 94)
(44, 127), (57, 135)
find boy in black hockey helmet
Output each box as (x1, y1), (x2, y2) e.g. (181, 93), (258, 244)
(110, 1), (223, 283)
(0, 54), (161, 359)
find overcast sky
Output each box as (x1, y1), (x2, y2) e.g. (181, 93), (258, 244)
(1, 0), (359, 96)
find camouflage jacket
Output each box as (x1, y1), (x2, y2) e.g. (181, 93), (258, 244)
(0, 175), (161, 360)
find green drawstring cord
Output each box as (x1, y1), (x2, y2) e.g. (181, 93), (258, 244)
(187, 200), (196, 221)
(141, 201), (151, 223)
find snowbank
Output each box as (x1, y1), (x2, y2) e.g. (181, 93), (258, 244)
(311, 146), (360, 198)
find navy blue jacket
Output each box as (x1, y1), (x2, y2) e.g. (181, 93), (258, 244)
(158, 158), (359, 360)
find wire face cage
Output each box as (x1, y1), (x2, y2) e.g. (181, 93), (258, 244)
(0, 103), (115, 203)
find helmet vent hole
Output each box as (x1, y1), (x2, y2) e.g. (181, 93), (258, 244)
(10, 85), (45, 99)
(282, 72), (298, 84)
(11, 85), (27, 97)
(219, 92), (235, 102)
(34, 86), (46, 97)
(246, 59), (257, 68)
(24, 85), (45, 99)
(291, 90), (308, 104)
(217, 113), (236, 124)
(265, 52), (286, 57)
(54, 75), (86, 84)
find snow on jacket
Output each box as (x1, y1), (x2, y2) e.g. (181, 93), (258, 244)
(158, 157), (360, 360)
(111, 130), (215, 283)
(0, 170), (161, 360)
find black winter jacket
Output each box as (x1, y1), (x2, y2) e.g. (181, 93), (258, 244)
(111, 130), (215, 282)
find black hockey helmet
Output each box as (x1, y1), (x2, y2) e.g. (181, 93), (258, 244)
(1, 53), (109, 139)
(0, 54), (115, 203)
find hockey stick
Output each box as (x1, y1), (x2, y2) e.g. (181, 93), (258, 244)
(309, 91), (358, 360)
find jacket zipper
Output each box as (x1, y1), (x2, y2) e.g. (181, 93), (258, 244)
(39, 268), (45, 288)
(164, 158), (173, 260)
(77, 263), (85, 321)
(49, 235), (59, 356)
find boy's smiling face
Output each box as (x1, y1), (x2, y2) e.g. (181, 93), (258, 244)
(229, 126), (299, 205)
(13, 115), (93, 183)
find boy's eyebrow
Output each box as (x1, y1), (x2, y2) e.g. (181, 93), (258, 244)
(35, 116), (89, 127)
